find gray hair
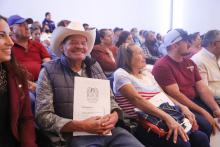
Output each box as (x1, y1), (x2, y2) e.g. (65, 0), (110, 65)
(116, 43), (136, 73)
(202, 30), (220, 47)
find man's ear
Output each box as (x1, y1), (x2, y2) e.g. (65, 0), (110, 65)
(9, 26), (16, 37)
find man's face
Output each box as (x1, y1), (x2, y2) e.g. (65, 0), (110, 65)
(61, 35), (88, 61)
(11, 22), (30, 40)
(147, 32), (156, 42)
(101, 30), (113, 46)
(46, 14), (51, 20)
(213, 34), (220, 56)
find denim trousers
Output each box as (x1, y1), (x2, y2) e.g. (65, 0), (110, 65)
(68, 127), (145, 147)
(191, 97), (213, 138)
(136, 125), (210, 147)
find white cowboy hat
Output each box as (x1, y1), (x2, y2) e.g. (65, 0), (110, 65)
(50, 21), (96, 57)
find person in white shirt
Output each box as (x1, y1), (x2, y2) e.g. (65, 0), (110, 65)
(191, 30), (220, 104)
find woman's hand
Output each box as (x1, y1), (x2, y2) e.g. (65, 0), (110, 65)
(181, 106), (198, 131)
(164, 114), (189, 144)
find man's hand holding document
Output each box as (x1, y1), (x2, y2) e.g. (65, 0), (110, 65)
(73, 77), (111, 136)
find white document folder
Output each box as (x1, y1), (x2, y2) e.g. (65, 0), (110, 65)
(73, 77), (111, 136)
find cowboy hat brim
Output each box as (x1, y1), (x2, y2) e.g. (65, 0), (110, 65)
(50, 26), (96, 57)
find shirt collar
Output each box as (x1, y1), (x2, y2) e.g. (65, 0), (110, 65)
(203, 47), (217, 60)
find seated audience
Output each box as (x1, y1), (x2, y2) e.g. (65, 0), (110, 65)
(113, 27), (123, 45)
(40, 23), (51, 48)
(8, 14), (51, 113)
(141, 31), (161, 64)
(57, 20), (70, 27)
(130, 28), (142, 46)
(0, 15), (37, 147)
(91, 29), (118, 77)
(82, 23), (90, 31)
(115, 31), (133, 48)
(35, 22), (145, 147)
(187, 32), (202, 58)
(8, 14), (50, 87)
(32, 21), (42, 30)
(191, 30), (220, 104)
(113, 43), (209, 147)
(30, 24), (41, 42)
(156, 33), (163, 45)
(138, 30), (146, 44)
(152, 29), (220, 139)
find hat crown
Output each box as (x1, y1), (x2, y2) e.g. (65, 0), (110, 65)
(66, 22), (85, 32)
(164, 29), (188, 48)
(7, 15), (22, 26)
(50, 21), (96, 57)
(7, 15), (33, 26)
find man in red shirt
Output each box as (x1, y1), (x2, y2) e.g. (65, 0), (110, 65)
(8, 15), (51, 91)
(152, 29), (220, 138)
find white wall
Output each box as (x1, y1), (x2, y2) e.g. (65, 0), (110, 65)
(173, 0), (220, 34)
(1, 0), (220, 35)
(0, 0), (171, 34)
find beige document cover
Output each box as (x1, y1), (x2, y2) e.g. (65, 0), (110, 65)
(73, 77), (111, 136)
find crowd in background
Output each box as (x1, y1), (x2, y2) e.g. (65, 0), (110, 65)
(1, 11), (220, 147)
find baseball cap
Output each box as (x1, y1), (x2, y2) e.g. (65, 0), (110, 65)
(7, 15), (33, 27)
(164, 29), (189, 48)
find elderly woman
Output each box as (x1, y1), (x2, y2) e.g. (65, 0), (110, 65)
(113, 43), (210, 147)
(35, 22), (144, 147)
(0, 15), (37, 147)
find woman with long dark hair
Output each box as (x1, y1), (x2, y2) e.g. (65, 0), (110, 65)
(0, 15), (37, 147)
(115, 31), (133, 48)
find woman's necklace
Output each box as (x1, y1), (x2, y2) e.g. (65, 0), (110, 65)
(0, 64), (7, 92)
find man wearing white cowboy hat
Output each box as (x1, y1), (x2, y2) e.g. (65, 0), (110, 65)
(35, 21), (144, 147)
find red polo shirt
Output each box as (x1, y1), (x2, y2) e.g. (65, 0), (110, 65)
(12, 40), (50, 81)
(152, 55), (201, 99)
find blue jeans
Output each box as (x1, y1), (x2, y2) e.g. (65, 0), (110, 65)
(136, 125), (209, 147)
(191, 97), (213, 139)
(29, 91), (36, 116)
(68, 127), (145, 147)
